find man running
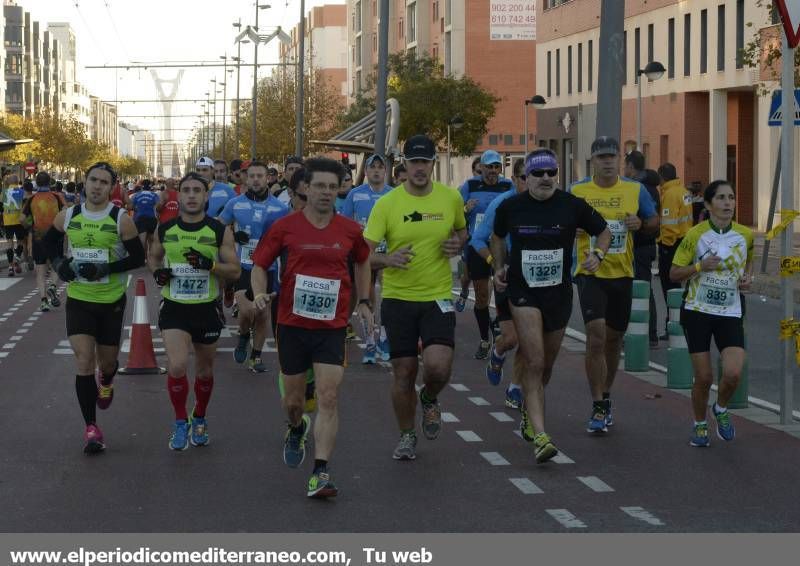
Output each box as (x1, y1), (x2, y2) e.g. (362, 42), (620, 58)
(340, 153), (393, 363)
(251, 157), (372, 498)
(149, 172), (240, 450)
(570, 136), (658, 433)
(459, 150), (514, 359)
(158, 178), (180, 225)
(42, 162), (145, 453)
(364, 134), (467, 461)
(196, 157), (236, 217)
(130, 179), (160, 251)
(2, 175), (27, 276)
(219, 161), (289, 372)
(493, 149), (610, 462)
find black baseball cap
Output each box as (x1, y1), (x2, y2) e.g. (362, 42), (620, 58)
(285, 156), (304, 167)
(230, 159), (244, 172)
(403, 135), (436, 161)
(591, 136), (620, 157)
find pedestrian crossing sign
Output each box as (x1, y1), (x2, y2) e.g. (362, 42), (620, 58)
(768, 89), (800, 126)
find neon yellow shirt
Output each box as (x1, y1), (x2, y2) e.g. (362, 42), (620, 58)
(364, 182), (466, 302)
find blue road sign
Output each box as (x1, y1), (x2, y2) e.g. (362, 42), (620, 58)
(768, 89), (800, 126)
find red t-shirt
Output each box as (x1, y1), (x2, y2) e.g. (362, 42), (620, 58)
(252, 211), (370, 329)
(110, 184), (125, 208)
(159, 189), (179, 223)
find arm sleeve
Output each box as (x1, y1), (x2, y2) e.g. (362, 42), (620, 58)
(340, 191), (355, 219)
(252, 220), (283, 269)
(363, 200), (387, 243)
(672, 230), (698, 267)
(576, 198), (608, 237)
(43, 225), (66, 261)
(108, 236), (146, 273)
(638, 185), (658, 218)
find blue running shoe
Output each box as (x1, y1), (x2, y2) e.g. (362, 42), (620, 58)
(170, 420), (190, 451)
(587, 406), (608, 434)
(689, 422), (710, 447)
(505, 386), (523, 410)
(378, 337), (391, 361)
(486, 350), (505, 386)
(455, 294), (467, 312)
(190, 413), (209, 447)
(604, 399), (614, 427)
(283, 414), (311, 468)
(712, 405), (735, 441)
(362, 344), (377, 364)
(233, 333), (249, 364)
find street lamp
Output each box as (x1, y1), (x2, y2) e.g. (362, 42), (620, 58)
(220, 54), (229, 160)
(523, 94), (546, 155)
(211, 78), (218, 154)
(446, 115), (464, 186)
(636, 60), (665, 151)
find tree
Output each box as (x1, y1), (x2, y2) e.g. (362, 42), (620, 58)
(338, 52), (500, 156)
(741, 1), (800, 95)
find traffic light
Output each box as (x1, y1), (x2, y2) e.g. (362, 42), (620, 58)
(341, 152), (349, 165)
(504, 154), (512, 169)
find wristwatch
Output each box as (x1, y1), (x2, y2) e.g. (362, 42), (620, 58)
(358, 298), (372, 309)
(591, 248), (605, 261)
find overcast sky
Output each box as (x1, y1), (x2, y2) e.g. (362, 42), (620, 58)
(21, 0), (342, 149)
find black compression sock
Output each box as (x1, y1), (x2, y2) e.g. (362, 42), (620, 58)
(313, 459), (328, 474)
(474, 307), (491, 341)
(75, 374), (97, 425)
(250, 349), (261, 360)
(6, 249), (13, 264)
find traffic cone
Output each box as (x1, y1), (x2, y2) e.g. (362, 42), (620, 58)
(119, 277), (165, 375)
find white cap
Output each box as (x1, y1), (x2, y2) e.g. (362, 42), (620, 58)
(196, 156), (214, 168)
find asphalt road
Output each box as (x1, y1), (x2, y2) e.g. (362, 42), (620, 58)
(1, 268), (800, 532)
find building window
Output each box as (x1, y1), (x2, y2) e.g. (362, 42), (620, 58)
(736, 0), (745, 69)
(444, 31), (452, 74)
(556, 48), (561, 96)
(567, 45), (573, 94)
(399, 18), (404, 39)
(547, 51), (552, 98)
(634, 27), (640, 84)
(623, 31), (628, 85)
(504, 135), (513, 145)
(354, 1), (361, 32)
(407, 2), (417, 43)
(588, 39), (593, 91)
(717, 4), (725, 71)
(700, 9), (708, 74)
(445, 0), (451, 26)
(489, 134), (498, 145)
(647, 23), (654, 63)
(373, 33), (377, 52)
(684, 13), (691, 76)
(355, 35), (362, 66)
(432, 43), (439, 60)
(668, 18), (675, 78)
(578, 43), (583, 93)
(433, 1), (438, 20)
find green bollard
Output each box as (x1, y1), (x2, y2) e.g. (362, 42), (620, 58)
(667, 320), (694, 389)
(717, 333), (749, 409)
(624, 280), (650, 371)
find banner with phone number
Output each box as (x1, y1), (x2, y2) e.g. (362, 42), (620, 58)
(490, 1), (536, 40)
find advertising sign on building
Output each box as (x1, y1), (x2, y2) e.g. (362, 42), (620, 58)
(490, 1), (536, 41)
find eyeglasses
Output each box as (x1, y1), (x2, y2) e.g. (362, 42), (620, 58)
(529, 168), (558, 178)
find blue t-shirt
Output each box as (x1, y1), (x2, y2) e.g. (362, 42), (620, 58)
(207, 181), (237, 218)
(219, 193), (289, 271)
(131, 190), (159, 220)
(459, 176), (515, 234)
(335, 196), (347, 213)
(469, 188), (517, 253)
(339, 183), (393, 226)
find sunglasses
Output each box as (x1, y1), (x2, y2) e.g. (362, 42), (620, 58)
(529, 168), (558, 178)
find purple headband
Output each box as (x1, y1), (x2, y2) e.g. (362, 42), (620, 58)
(525, 153), (558, 175)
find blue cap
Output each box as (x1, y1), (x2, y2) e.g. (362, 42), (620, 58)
(365, 154), (386, 167)
(480, 150), (502, 166)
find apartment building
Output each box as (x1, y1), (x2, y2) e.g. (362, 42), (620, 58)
(536, 0), (797, 229)
(47, 22), (91, 130)
(90, 95), (118, 152)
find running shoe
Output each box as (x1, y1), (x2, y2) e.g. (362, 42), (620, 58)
(505, 387), (523, 410)
(47, 282), (60, 307)
(190, 412), (209, 447)
(40, 298), (50, 312)
(232, 303), (239, 318)
(392, 431), (417, 460)
(95, 361), (118, 410)
(712, 405), (735, 441)
(362, 344), (377, 364)
(486, 349), (505, 385)
(84, 424), (105, 454)
(169, 420), (190, 451)
(304, 379), (317, 413)
(13, 260), (21, 274)
(283, 414), (311, 468)
(7, 266), (14, 277)
(378, 336), (391, 361)
(420, 390), (442, 440)
(587, 406), (608, 434)
(249, 356), (267, 373)
(689, 422), (710, 447)
(604, 398), (614, 427)
(520, 410), (535, 442)
(474, 340), (491, 360)
(454, 294), (467, 312)
(345, 323), (356, 341)
(307, 471), (338, 499)
(533, 432), (558, 463)
(223, 286), (234, 308)
(233, 333), (249, 364)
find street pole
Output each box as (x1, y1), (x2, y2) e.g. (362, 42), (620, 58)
(212, 79), (218, 155)
(523, 102), (528, 155)
(595, 0), (624, 140)
(374, 0), (390, 156)
(295, 0), (306, 157)
(222, 56), (227, 160)
(779, 29), (796, 425)
(636, 71), (642, 150)
(446, 124), (451, 185)
(251, 8), (260, 160)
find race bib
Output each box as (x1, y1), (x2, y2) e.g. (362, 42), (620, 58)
(592, 220), (628, 255)
(697, 273), (737, 309)
(521, 249), (563, 288)
(240, 241), (257, 266)
(169, 263), (210, 301)
(474, 213), (485, 229)
(73, 248), (109, 284)
(293, 274), (340, 321)
(436, 299), (455, 313)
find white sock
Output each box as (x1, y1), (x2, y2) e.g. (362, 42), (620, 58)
(507, 383), (520, 392)
(714, 403), (727, 414)
(379, 325), (387, 342)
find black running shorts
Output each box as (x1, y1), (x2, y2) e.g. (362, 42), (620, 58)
(276, 324), (347, 375)
(466, 246), (492, 281)
(680, 307), (745, 354)
(574, 275), (633, 332)
(135, 217), (158, 235)
(381, 298), (456, 359)
(158, 298), (225, 344)
(508, 284), (573, 333)
(66, 295), (127, 346)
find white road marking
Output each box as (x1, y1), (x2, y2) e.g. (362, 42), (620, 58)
(468, 396), (489, 406)
(620, 507), (666, 526)
(509, 478), (543, 494)
(9, 307), (19, 311)
(0, 279), (21, 290)
(455, 430), (482, 442)
(0, 318), (7, 322)
(53, 349), (73, 355)
(551, 452), (575, 464)
(22, 322), (33, 327)
(9, 336), (22, 341)
(480, 452), (510, 466)
(0, 352), (7, 358)
(546, 509), (587, 529)
(490, 411), (514, 422)
(577, 476), (615, 492)
(450, 383), (470, 391)
(441, 412), (460, 423)
(15, 328), (28, 334)
(3, 343), (17, 349)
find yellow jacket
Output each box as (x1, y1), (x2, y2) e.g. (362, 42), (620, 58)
(658, 178), (692, 246)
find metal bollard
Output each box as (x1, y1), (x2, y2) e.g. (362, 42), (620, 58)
(666, 289), (693, 389)
(624, 280), (650, 371)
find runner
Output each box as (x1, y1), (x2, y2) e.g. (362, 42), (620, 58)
(364, 134), (467, 460)
(130, 179), (160, 252)
(1, 175), (27, 276)
(214, 160), (231, 187)
(149, 172), (241, 450)
(454, 157), (484, 312)
(158, 178), (180, 225)
(251, 157), (372, 498)
(42, 161), (145, 453)
(492, 149), (610, 462)
(335, 169), (354, 213)
(219, 161), (289, 373)
(570, 136), (659, 433)
(22, 171), (65, 311)
(669, 180), (752, 447)
(109, 180), (128, 209)
(196, 157), (236, 217)
(458, 150), (514, 359)
(273, 157), (304, 205)
(340, 153), (393, 363)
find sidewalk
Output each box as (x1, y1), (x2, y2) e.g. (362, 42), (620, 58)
(751, 231), (800, 302)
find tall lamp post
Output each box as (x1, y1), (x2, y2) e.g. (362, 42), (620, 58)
(211, 78), (218, 154)
(636, 61), (665, 150)
(523, 94), (547, 155)
(220, 55), (228, 160)
(295, 0), (306, 157)
(232, 19), (249, 159)
(446, 115), (464, 186)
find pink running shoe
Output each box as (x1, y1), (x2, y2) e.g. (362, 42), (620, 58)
(84, 424), (105, 454)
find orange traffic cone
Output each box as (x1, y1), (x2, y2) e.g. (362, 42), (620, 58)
(119, 277), (165, 375)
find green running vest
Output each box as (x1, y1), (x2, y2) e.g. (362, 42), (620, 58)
(159, 217), (225, 304)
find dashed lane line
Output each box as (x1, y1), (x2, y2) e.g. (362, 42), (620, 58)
(468, 396), (489, 406)
(577, 476), (615, 492)
(620, 506), (666, 526)
(480, 451), (510, 466)
(509, 478), (543, 495)
(489, 411), (514, 422)
(512, 430), (575, 464)
(455, 430), (482, 442)
(449, 383), (470, 392)
(441, 412), (460, 423)
(546, 509), (587, 529)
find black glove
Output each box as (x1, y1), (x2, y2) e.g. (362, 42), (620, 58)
(53, 257), (76, 282)
(234, 230), (250, 245)
(77, 262), (110, 281)
(183, 247), (214, 271)
(153, 267), (173, 287)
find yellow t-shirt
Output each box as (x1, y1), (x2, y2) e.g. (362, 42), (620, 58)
(364, 182), (466, 302)
(571, 176), (647, 279)
(659, 178), (693, 246)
